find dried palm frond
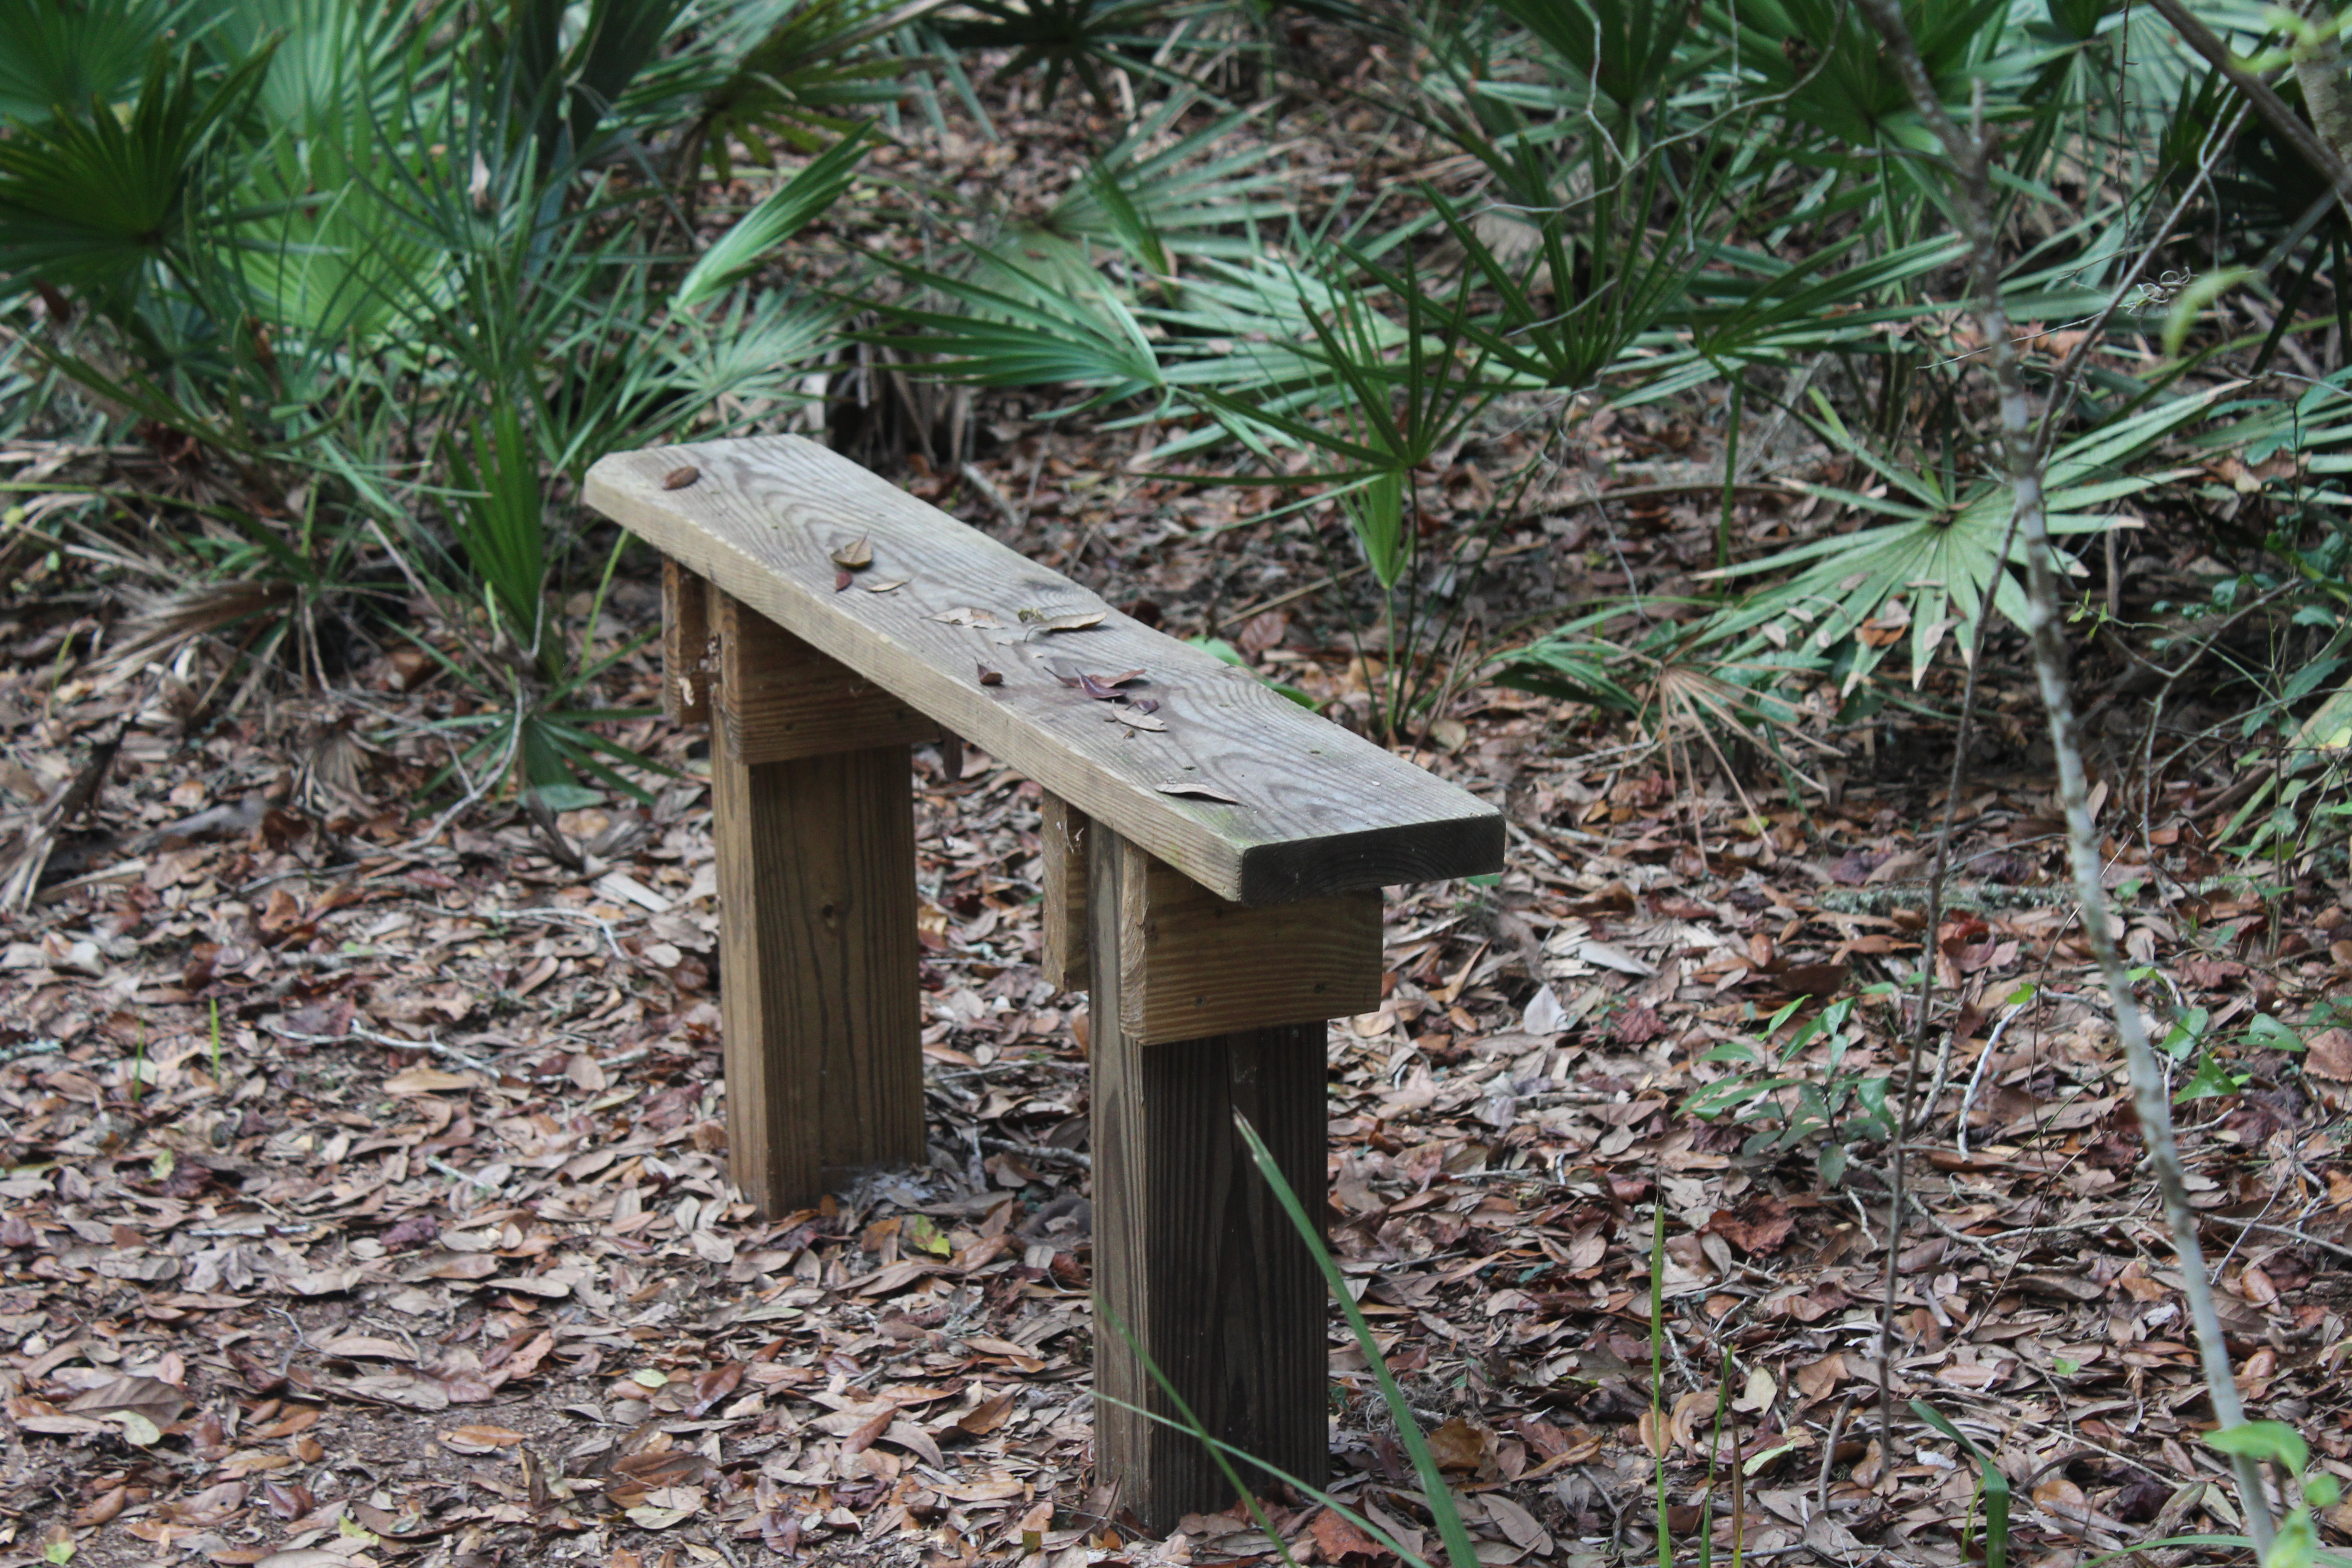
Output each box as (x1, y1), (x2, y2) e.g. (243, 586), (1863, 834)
(0, 715), (127, 913)
(97, 579), (296, 672)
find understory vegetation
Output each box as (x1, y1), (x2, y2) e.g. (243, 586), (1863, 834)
(7, 0), (2352, 1564)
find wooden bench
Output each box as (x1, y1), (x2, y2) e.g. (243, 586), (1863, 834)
(583, 436), (1502, 1530)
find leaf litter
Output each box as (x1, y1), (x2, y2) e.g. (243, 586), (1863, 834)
(10, 538), (2344, 1568)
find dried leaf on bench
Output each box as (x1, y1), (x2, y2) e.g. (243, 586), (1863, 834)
(1107, 709), (1166, 732)
(931, 606), (1005, 628)
(829, 535), (873, 570)
(865, 578), (907, 593)
(662, 466), (700, 490)
(1077, 671), (1143, 701)
(977, 665), (1003, 687)
(1023, 610), (1104, 635)
(1156, 780), (1238, 804)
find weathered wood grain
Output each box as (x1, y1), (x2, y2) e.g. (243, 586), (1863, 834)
(713, 588), (939, 765)
(661, 555), (710, 726)
(1117, 842), (1380, 1044)
(585, 436), (1502, 904)
(1040, 794), (1088, 992)
(710, 714), (925, 1213)
(1089, 823), (1330, 1530)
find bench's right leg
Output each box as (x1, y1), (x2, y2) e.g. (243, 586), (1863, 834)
(708, 586), (935, 1213)
(1086, 824), (1381, 1531)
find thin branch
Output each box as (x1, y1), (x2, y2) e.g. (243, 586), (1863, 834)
(1853, 0), (2278, 1552)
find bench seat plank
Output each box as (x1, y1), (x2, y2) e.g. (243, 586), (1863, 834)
(587, 436), (1502, 904)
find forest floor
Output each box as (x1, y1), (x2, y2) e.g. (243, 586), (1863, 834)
(5, 62), (2352, 1568)
(8, 399), (2352, 1568)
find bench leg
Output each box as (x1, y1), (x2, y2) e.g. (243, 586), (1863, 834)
(1088, 824), (1338, 1532)
(710, 719), (924, 1214)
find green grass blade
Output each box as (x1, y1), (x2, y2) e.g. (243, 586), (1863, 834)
(1233, 1111), (1482, 1568)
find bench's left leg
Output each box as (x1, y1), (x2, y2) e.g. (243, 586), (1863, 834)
(709, 588), (932, 1213)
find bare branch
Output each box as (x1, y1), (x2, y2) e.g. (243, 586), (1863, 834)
(1850, 0), (2278, 1552)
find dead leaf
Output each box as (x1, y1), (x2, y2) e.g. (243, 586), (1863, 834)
(1077, 670), (1144, 699)
(931, 606), (1005, 628)
(1106, 708), (1166, 732)
(829, 536), (872, 570)
(1308, 1507), (1386, 1561)
(1028, 611), (1104, 635)
(865, 578), (908, 592)
(978, 664), (1003, 687)
(955, 1391), (1015, 1436)
(382, 1066), (480, 1095)
(1482, 1493), (1553, 1554)
(1427, 1416), (1489, 1472)
(686, 1363), (743, 1417)
(63, 1375), (185, 1426)
(662, 466), (700, 490)
(441, 1425), (528, 1454)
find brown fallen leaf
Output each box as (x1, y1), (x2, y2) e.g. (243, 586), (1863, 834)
(1309, 1507), (1386, 1563)
(955, 1390), (1016, 1436)
(662, 466), (700, 490)
(864, 578), (908, 592)
(310, 1331), (413, 1361)
(1428, 1416), (1490, 1471)
(686, 1362), (744, 1417)
(63, 1374), (186, 1426)
(1078, 670), (1144, 700)
(1482, 1493), (1554, 1555)
(978, 664), (1003, 687)
(834, 569), (853, 592)
(829, 535), (872, 570)
(440, 1424), (529, 1454)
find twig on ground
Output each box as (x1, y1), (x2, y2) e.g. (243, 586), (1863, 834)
(1954, 998), (2033, 1157)
(976, 1135), (1091, 1169)
(263, 1019), (500, 1075)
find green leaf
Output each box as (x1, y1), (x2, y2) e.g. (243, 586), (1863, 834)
(2247, 1013), (2304, 1051)
(0, 40), (276, 304)
(2207, 1420), (2308, 1476)
(0, 0), (183, 125)
(675, 129), (870, 310)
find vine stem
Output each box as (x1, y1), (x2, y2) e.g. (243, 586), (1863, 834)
(1851, 2), (2276, 1555)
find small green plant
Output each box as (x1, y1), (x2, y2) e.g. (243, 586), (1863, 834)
(2150, 984), (2327, 1102)
(208, 998), (223, 1083)
(1911, 1401), (2009, 1568)
(1090, 1112), (1486, 1568)
(1686, 991), (1894, 1184)
(2207, 1421), (2342, 1568)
